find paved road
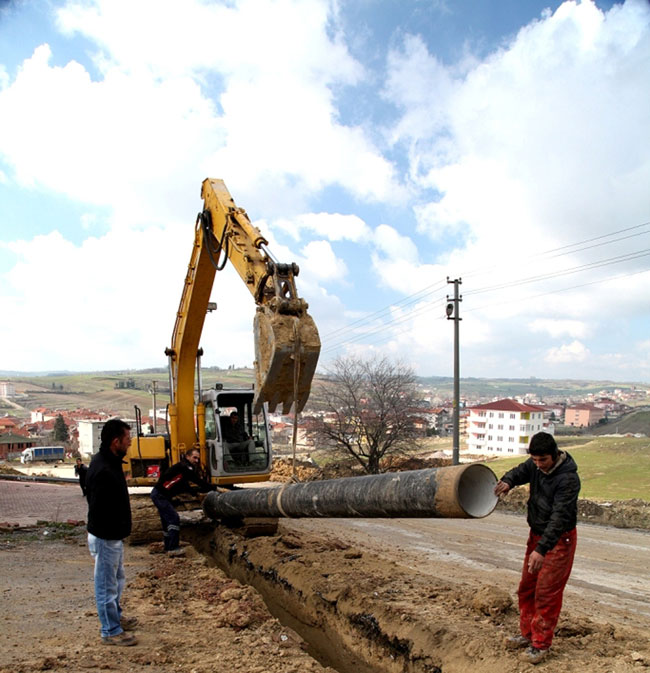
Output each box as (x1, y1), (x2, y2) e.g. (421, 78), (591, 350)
(0, 480), (88, 526)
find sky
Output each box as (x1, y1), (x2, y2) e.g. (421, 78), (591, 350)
(0, 0), (649, 383)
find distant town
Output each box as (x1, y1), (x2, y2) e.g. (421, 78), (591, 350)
(1, 374), (648, 462)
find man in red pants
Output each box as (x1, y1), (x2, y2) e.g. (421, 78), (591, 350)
(494, 432), (580, 665)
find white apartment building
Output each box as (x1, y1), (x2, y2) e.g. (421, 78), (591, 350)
(78, 419), (138, 457)
(466, 399), (550, 456)
(0, 382), (16, 398)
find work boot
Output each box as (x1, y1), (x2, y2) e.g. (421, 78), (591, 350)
(102, 632), (138, 647)
(120, 616), (139, 631)
(504, 634), (530, 650)
(520, 646), (549, 664)
(167, 548), (185, 557)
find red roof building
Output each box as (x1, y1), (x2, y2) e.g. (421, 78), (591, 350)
(467, 399), (552, 456)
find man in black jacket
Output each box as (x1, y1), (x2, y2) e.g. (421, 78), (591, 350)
(494, 431), (580, 665)
(150, 447), (215, 556)
(75, 457), (88, 496)
(86, 418), (138, 647)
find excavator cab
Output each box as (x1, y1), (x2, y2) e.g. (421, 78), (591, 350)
(203, 388), (271, 484)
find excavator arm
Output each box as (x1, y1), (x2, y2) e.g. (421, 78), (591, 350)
(166, 178), (320, 456)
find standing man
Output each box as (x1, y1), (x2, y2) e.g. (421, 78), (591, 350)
(74, 457), (88, 497)
(494, 432), (580, 665)
(150, 447), (215, 556)
(86, 419), (138, 646)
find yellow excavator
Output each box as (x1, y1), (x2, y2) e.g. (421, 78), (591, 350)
(123, 179), (320, 486)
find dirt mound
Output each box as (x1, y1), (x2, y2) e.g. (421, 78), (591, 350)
(270, 454), (453, 483)
(0, 464), (22, 475)
(496, 486), (650, 530)
(270, 457), (322, 482)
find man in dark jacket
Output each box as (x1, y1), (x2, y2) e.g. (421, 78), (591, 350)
(494, 431), (580, 665)
(74, 457), (88, 496)
(86, 418), (138, 647)
(150, 447), (215, 556)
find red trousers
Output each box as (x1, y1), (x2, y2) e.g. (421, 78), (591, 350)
(518, 528), (577, 650)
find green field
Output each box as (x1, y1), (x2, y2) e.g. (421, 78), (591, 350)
(485, 436), (650, 501)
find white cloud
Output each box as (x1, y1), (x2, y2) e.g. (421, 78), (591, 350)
(272, 212), (371, 242)
(544, 340), (590, 364)
(386, 1), (650, 261)
(53, 0), (404, 212)
(300, 240), (348, 281)
(529, 318), (588, 339)
(372, 224), (419, 262)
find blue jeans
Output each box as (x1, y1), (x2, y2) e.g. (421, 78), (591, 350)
(151, 487), (180, 551)
(88, 533), (126, 637)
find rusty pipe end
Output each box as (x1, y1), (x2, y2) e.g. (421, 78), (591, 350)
(435, 463), (498, 518)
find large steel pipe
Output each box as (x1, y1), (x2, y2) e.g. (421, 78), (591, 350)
(203, 463), (498, 520)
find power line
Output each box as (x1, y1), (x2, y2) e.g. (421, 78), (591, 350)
(322, 220), (650, 345)
(321, 222), (650, 356)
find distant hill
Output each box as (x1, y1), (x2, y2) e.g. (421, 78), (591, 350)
(590, 409), (650, 436)
(2, 368), (649, 419)
(418, 376), (649, 400)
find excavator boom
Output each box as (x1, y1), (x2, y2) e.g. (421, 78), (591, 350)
(168, 179), (320, 458)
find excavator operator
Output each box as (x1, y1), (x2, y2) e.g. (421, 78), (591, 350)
(222, 411), (254, 466)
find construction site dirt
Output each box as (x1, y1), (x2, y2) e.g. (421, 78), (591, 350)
(1, 481), (649, 673)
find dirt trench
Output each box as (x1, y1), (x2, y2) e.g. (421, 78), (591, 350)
(183, 518), (650, 673)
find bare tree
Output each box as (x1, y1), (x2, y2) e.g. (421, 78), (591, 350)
(311, 355), (420, 474)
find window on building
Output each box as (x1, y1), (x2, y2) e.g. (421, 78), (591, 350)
(510, 413), (516, 419)
(497, 424), (503, 430)
(498, 412), (504, 418)
(509, 437), (515, 442)
(509, 425), (515, 431)
(507, 448), (514, 453)
(489, 412), (494, 417)
(497, 436), (503, 441)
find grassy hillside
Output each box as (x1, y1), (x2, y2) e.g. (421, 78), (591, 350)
(589, 409), (650, 436)
(5, 368), (257, 419)
(485, 436), (650, 501)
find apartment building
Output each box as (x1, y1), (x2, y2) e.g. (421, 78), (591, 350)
(466, 399), (549, 456)
(0, 382), (16, 398)
(564, 404), (605, 428)
(78, 418), (138, 456)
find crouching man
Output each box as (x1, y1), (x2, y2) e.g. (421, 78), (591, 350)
(494, 432), (580, 665)
(150, 447), (215, 556)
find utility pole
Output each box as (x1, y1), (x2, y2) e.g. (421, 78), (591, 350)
(150, 380), (158, 433)
(446, 278), (462, 466)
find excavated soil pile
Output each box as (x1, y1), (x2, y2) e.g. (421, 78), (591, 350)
(270, 456), (452, 483)
(0, 465), (23, 475)
(497, 485), (650, 530)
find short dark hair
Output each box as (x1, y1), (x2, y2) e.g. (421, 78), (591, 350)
(185, 447), (200, 458)
(229, 411), (239, 418)
(101, 419), (131, 447)
(528, 432), (558, 459)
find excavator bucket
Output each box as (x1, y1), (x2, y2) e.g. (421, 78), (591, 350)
(253, 306), (321, 415)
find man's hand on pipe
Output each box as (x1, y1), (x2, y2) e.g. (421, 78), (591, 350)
(494, 480), (511, 497)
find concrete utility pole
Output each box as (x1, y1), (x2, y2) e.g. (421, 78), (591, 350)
(150, 380), (158, 433)
(446, 278), (462, 466)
